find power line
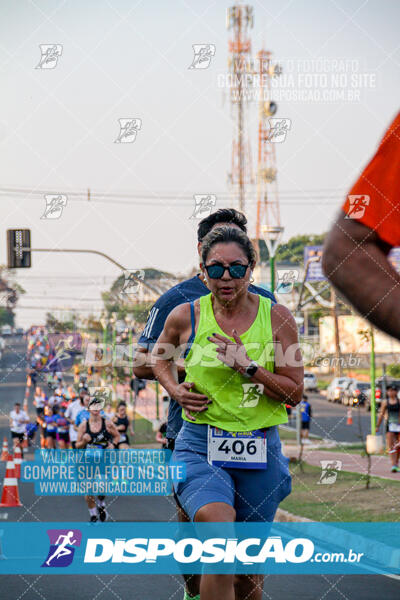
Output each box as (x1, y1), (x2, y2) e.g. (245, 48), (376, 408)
(0, 185), (346, 207)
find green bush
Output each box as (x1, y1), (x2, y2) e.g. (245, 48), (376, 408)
(387, 363), (400, 378)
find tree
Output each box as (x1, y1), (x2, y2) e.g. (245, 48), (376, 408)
(258, 233), (327, 264)
(0, 266), (26, 326)
(387, 363), (400, 378)
(45, 312), (77, 332)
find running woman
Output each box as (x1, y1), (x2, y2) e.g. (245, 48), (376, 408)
(154, 227), (303, 600)
(9, 403), (29, 451)
(33, 386), (46, 417)
(33, 386), (47, 448)
(65, 387), (88, 449)
(377, 384), (400, 472)
(135, 209), (277, 600)
(41, 406), (58, 449)
(112, 402), (133, 449)
(76, 397), (120, 522)
(55, 406), (70, 449)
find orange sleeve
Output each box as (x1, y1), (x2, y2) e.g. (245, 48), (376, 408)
(342, 112), (400, 247)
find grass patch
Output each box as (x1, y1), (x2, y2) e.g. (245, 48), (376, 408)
(131, 412), (156, 445)
(278, 427), (297, 440)
(278, 426), (322, 442)
(317, 380), (329, 391)
(317, 444), (366, 455)
(280, 462), (400, 522)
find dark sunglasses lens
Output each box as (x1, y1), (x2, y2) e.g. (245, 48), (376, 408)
(229, 265), (247, 278)
(207, 265), (225, 279)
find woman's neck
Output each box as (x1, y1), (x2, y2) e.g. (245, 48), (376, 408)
(212, 290), (249, 317)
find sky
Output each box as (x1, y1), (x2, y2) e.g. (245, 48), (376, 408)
(0, 0), (399, 326)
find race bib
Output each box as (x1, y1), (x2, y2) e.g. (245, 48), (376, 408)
(388, 422), (400, 433)
(207, 426), (267, 469)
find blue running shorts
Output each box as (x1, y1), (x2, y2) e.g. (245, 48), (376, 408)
(172, 421), (291, 522)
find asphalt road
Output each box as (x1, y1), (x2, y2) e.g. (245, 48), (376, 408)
(291, 391), (374, 444)
(0, 336), (398, 600)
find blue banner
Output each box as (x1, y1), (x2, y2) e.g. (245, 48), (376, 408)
(21, 450), (185, 496)
(304, 245), (325, 281)
(0, 522), (398, 574)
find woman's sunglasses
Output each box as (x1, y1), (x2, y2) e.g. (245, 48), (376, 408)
(205, 263), (249, 279)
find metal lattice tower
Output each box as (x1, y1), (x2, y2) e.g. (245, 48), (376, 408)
(255, 49), (282, 241)
(227, 4), (255, 213)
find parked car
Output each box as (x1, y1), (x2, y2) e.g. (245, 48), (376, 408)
(0, 324), (12, 336)
(342, 380), (370, 406)
(303, 372), (318, 392)
(327, 377), (353, 403)
(15, 327), (24, 336)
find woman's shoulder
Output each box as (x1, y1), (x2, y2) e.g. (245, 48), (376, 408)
(271, 302), (294, 319)
(271, 303), (297, 331)
(166, 300), (200, 325)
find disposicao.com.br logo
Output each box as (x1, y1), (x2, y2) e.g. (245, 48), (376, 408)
(83, 536), (333, 565)
(42, 529), (82, 568)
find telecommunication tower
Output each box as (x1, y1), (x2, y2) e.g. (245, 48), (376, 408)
(226, 4), (255, 213)
(254, 49), (282, 241)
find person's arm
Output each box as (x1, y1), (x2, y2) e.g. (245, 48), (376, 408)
(208, 304), (304, 406)
(376, 400), (387, 430)
(105, 420), (120, 447)
(64, 406), (73, 424)
(155, 431), (165, 444)
(133, 299), (188, 380)
(152, 304), (210, 421)
(322, 211), (400, 339)
(75, 422), (91, 449)
(132, 346), (156, 380)
(112, 416), (125, 432)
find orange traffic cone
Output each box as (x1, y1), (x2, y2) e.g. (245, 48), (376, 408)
(0, 438), (8, 461)
(0, 454), (22, 507)
(22, 434), (28, 450)
(13, 446), (22, 479)
(346, 407), (353, 426)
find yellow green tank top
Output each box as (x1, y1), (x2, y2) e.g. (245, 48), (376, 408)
(183, 293), (288, 431)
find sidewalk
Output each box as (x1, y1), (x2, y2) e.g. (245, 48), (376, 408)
(284, 445), (400, 481)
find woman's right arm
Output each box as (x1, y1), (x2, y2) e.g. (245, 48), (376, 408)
(152, 304), (209, 420)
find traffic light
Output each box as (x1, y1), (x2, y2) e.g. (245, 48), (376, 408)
(7, 229), (31, 268)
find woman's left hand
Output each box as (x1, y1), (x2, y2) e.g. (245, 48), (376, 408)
(207, 330), (250, 373)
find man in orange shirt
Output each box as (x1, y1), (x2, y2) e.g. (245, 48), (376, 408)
(322, 112), (400, 340)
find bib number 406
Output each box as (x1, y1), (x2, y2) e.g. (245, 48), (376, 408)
(218, 439), (257, 455)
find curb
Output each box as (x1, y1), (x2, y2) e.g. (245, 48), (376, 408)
(275, 508), (312, 523)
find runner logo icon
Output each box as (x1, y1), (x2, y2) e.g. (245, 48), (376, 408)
(42, 529), (82, 568)
(240, 383), (264, 408)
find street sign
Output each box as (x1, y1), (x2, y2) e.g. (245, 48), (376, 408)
(304, 245), (325, 281)
(7, 229), (31, 268)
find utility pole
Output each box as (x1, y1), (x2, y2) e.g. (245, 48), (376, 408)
(370, 327), (376, 435)
(331, 288), (342, 377)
